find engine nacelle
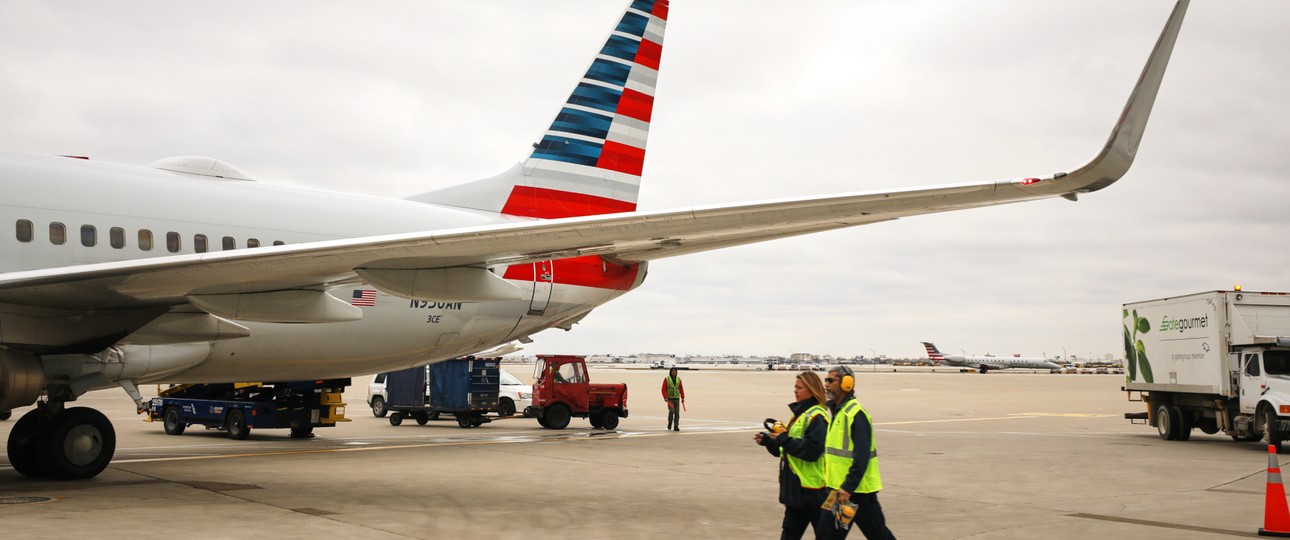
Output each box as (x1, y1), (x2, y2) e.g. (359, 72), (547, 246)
(0, 350), (44, 411)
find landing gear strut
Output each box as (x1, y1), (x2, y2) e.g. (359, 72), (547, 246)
(5, 404), (116, 480)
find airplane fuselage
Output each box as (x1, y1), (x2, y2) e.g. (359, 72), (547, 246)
(0, 150), (644, 384)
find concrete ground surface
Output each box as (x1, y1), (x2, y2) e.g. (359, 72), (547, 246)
(0, 368), (1280, 539)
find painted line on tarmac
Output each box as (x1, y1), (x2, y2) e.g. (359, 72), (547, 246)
(1068, 513), (1249, 538)
(879, 414), (1076, 426)
(103, 427), (755, 465)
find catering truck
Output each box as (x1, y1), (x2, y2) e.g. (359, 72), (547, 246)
(1123, 289), (1290, 449)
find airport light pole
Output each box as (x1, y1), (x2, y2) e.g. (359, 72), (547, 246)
(870, 349), (877, 372)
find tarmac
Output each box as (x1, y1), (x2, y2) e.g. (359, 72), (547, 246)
(0, 367), (1280, 539)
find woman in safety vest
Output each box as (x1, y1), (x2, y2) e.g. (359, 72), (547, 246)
(755, 370), (832, 539)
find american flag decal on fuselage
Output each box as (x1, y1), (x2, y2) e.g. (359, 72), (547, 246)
(351, 289), (377, 306)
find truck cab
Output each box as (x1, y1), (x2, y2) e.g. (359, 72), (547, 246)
(1235, 347), (1290, 444)
(526, 355), (628, 430)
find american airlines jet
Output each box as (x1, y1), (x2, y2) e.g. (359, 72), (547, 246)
(922, 342), (1062, 373)
(0, 0), (1188, 479)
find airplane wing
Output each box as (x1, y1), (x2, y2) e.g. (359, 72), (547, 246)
(0, 0), (1185, 313)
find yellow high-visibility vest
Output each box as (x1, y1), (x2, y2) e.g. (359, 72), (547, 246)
(824, 398), (882, 493)
(780, 403), (830, 489)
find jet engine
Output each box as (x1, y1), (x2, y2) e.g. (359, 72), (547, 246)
(0, 350), (43, 412)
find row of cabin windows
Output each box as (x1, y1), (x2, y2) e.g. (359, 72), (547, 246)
(14, 220), (284, 253)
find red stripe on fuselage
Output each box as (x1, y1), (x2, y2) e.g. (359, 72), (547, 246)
(503, 256), (641, 291)
(596, 140), (646, 176)
(500, 185), (635, 219)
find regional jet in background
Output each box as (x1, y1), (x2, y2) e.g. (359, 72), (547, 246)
(0, 0), (1188, 479)
(922, 342), (1062, 373)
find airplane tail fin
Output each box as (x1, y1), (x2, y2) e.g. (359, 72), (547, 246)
(921, 342), (946, 362)
(411, 0), (669, 218)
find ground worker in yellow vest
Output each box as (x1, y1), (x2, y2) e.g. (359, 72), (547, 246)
(661, 367), (685, 431)
(754, 371), (832, 539)
(822, 366), (896, 540)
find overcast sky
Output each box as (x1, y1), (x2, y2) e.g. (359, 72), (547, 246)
(2, 1), (1287, 361)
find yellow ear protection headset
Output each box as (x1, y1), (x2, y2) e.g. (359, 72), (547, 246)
(836, 365), (855, 393)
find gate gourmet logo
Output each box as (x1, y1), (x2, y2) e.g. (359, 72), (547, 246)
(1160, 313), (1208, 333)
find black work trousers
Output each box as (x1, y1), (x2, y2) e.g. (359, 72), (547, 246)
(825, 491), (895, 540)
(781, 488), (830, 540)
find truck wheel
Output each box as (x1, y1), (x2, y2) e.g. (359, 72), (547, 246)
(590, 416), (604, 429)
(600, 410), (620, 430)
(428, 411), (441, 421)
(537, 414), (550, 428)
(290, 426), (314, 439)
(1155, 403), (1179, 441)
(1267, 408), (1285, 449)
(416, 413), (430, 426)
(370, 397), (388, 418)
(1197, 418), (1219, 435)
(227, 409), (250, 440)
(1172, 406), (1191, 441)
(498, 398), (515, 418)
(163, 406), (185, 435)
(389, 412), (403, 426)
(457, 415), (472, 428)
(544, 404), (571, 430)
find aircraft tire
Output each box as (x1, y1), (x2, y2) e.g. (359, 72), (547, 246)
(43, 407), (116, 480)
(7, 409), (51, 477)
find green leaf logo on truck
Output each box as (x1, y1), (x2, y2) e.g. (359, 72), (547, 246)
(1124, 309), (1154, 383)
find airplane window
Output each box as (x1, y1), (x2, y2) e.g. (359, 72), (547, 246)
(222, 236), (235, 250)
(194, 234), (208, 253)
(273, 240), (284, 246)
(166, 231), (181, 253)
(80, 225), (96, 247)
(49, 222), (66, 245)
(110, 227), (125, 249)
(138, 229), (153, 251)
(247, 238), (260, 248)
(15, 220), (32, 242)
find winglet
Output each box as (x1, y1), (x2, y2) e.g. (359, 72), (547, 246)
(1026, 0), (1188, 197)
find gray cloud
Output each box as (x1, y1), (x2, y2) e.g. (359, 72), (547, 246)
(2, 0), (1286, 361)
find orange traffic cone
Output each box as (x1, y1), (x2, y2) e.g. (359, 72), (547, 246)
(1261, 445), (1290, 537)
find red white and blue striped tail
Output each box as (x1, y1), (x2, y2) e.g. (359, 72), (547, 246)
(921, 342), (946, 362)
(411, 0), (669, 219)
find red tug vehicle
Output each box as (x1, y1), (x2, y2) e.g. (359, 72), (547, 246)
(524, 355), (628, 430)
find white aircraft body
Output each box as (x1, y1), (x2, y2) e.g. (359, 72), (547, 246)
(922, 342), (1061, 373)
(0, 0), (1188, 479)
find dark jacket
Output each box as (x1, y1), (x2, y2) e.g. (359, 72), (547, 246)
(830, 394), (874, 494)
(761, 397), (828, 507)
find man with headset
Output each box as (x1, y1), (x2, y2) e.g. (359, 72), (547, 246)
(821, 366), (896, 539)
